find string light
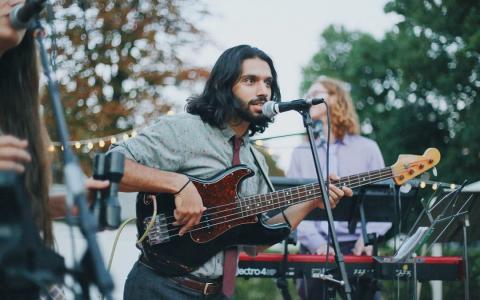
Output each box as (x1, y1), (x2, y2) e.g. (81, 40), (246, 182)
(450, 183), (456, 190)
(432, 183), (438, 191)
(420, 181), (426, 189)
(47, 127), (145, 153)
(48, 128), (304, 155)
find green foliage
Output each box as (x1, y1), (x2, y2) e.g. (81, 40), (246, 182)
(235, 278), (300, 300)
(301, 0), (480, 183)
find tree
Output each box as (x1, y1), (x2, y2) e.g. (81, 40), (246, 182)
(42, 0), (210, 175)
(300, 0), (480, 182)
(383, 0), (480, 182)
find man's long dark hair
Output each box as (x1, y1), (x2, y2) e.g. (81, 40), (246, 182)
(0, 30), (53, 246)
(186, 45), (281, 135)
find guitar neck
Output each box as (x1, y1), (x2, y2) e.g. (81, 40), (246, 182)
(238, 167), (394, 217)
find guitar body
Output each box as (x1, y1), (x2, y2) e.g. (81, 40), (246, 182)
(136, 165), (291, 275)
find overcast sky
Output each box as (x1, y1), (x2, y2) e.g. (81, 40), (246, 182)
(187, 0), (402, 171)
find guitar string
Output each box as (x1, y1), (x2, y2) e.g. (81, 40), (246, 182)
(154, 159), (432, 224)
(149, 164), (419, 235)
(149, 160), (429, 225)
(152, 167), (393, 225)
(145, 167), (416, 239)
(162, 170), (403, 239)
(202, 159), (432, 218)
(156, 167), (393, 223)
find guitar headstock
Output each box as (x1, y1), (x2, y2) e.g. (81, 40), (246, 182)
(391, 148), (441, 185)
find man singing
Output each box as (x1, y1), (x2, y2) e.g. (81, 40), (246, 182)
(109, 45), (352, 299)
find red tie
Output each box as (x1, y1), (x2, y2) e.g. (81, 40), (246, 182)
(222, 137), (242, 297)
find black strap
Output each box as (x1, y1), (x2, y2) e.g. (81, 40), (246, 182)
(249, 144), (275, 193)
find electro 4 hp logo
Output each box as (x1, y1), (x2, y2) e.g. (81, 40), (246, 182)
(238, 267), (277, 276)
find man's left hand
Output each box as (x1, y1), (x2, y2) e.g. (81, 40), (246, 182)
(316, 174), (353, 209)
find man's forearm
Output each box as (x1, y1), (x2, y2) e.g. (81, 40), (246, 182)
(270, 200), (317, 230)
(255, 200), (318, 253)
(120, 158), (187, 193)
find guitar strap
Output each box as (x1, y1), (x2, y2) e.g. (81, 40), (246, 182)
(249, 144), (275, 193)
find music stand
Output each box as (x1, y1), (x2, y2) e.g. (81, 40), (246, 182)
(403, 183), (478, 300)
(270, 177), (419, 299)
(381, 182), (473, 300)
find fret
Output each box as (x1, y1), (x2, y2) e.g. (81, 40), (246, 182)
(238, 195), (245, 217)
(284, 188), (292, 207)
(254, 194), (262, 214)
(241, 166), (396, 218)
(278, 190), (286, 209)
(238, 197), (244, 216)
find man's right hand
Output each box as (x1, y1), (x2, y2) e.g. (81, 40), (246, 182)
(173, 176), (206, 236)
(0, 135), (31, 173)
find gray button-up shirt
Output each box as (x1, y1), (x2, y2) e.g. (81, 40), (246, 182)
(109, 112), (269, 278)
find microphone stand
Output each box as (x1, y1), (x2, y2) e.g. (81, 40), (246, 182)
(33, 18), (114, 300)
(299, 110), (352, 300)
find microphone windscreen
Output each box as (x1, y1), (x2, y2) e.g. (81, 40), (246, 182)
(262, 101), (277, 119)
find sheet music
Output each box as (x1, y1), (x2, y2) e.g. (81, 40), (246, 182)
(391, 226), (429, 262)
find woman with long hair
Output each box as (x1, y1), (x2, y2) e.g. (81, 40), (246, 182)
(288, 76), (389, 300)
(0, 1), (108, 298)
(0, 25), (54, 248)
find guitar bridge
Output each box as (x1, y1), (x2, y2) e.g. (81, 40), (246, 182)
(144, 213), (170, 245)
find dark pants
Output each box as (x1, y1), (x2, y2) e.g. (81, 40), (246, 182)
(124, 261), (229, 300)
(297, 242), (381, 300)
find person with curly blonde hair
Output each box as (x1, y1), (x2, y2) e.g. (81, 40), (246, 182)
(288, 76), (390, 300)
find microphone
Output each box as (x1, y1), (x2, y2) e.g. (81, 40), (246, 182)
(92, 153), (107, 229)
(91, 152), (125, 230)
(262, 98), (324, 118)
(10, 0), (47, 30)
(102, 152), (125, 230)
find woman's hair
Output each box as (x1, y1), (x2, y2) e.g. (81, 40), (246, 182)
(186, 44), (281, 135)
(0, 30), (53, 246)
(309, 76), (360, 139)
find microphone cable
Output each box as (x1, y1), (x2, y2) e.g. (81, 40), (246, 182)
(321, 101), (332, 299)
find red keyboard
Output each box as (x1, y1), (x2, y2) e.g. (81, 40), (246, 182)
(238, 253), (463, 281)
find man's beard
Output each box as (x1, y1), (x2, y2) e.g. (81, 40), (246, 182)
(234, 97), (271, 128)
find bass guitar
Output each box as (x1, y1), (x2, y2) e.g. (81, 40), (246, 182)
(136, 148), (440, 275)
